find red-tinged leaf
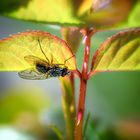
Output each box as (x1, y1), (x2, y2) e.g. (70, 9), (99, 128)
(82, 0), (134, 29)
(61, 27), (82, 53)
(0, 31), (76, 71)
(91, 28), (140, 74)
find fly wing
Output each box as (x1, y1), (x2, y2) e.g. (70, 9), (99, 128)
(18, 69), (47, 80)
(24, 55), (49, 67)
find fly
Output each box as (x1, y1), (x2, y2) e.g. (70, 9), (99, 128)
(18, 38), (74, 80)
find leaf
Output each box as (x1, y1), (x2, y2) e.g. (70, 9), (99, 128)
(91, 28), (140, 73)
(0, 31), (76, 71)
(1, 0), (140, 30)
(0, 0), (137, 29)
(74, 0), (140, 29)
(0, 0), (82, 26)
(61, 27), (82, 53)
(81, 0), (134, 29)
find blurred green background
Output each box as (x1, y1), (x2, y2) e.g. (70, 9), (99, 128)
(0, 16), (140, 140)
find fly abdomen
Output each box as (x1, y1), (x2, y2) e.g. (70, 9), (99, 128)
(49, 67), (69, 77)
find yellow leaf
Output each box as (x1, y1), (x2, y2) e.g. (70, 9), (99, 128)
(0, 31), (76, 72)
(91, 28), (140, 73)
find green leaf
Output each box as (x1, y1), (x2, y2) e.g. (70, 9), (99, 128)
(0, 0), (136, 29)
(1, 0), (140, 29)
(0, 0), (82, 26)
(91, 28), (140, 73)
(0, 31), (76, 71)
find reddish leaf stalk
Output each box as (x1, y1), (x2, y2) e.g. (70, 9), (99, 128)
(75, 28), (93, 140)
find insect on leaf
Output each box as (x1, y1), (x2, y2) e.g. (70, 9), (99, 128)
(91, 28), (140, 74)
(0, 31), (76, 72)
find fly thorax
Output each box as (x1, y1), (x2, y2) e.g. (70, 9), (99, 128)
(36, 63), (50, 74)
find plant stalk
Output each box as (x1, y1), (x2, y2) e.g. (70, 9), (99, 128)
(75, 28), (93, 140)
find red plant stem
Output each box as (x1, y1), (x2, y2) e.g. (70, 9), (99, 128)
(75, 78), (87, 140)
(75, 29), (92, 140)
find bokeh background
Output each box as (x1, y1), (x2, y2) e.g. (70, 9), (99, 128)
(0, 15), (140, 140)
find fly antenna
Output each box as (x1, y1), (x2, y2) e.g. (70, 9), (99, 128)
(64, 54), (75, 65)
(37, 38), (50, 63)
